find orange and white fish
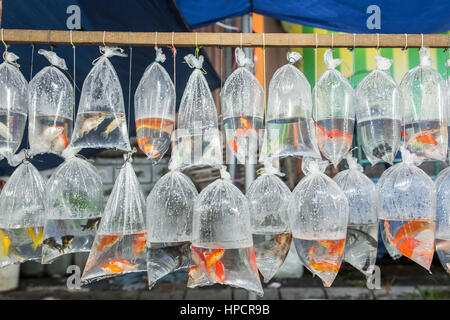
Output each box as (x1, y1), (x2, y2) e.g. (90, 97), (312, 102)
(392, 221), (433, 247)
(189, 246), (226, 284)
(226, 117), (256, 153)
(316, 124), (353, 145)
(52, 133), (68, 152)
(132, 232), (146, 256)
(41, 126), (64, 143)
(100, 263), (123, 274)
(109, 259), (136, 271)
(0, 121), (13, 140)
(96, 235), (120, 251)
(137, 137), (149, 149)
(407, 130), (440, 146)
(309, 258), (340, 273)
(102, 118), (121, 138)
(79, 113), (106, 136)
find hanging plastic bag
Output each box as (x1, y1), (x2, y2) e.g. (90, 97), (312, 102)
(221, 47), (264, 164)
(0, 51), (27, 160)
(42, 147), (103, 264)
(355, 53), (402, 165)
(173, 53), (222, 169)
(81, 153), (146, 284)
(0, 156), (46, 267)
(146, 156), (198, 288)
(400, 47), (448, 161)
(333, 154), (378, 278)
(446, 59), (450, 156)
(28, 50), (73, 155)
(135, 48), (175, 163)
(288, 158), (349, 287)
(189, 166), (263, 296)
(71, 47), (130, 152)
(376, 147), (435, 271)
(313, 49), (355, 167)
(246, 159), (292, 283)
(434, 166), (450, 274)
(260, 51), (320, 162)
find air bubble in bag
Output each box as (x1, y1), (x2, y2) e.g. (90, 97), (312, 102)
(247, 160), (292, 283)
(313, 49), (355, 167)
(434, 166), (450, 274)
(260, 51), (320, 161)
(288, 158), (349, 287)
(355, 53), (402, 165)
(42, 147), (103, 264)
(189, 166), (263, 296)
(377, 147), (436, 271)
(81, 156), (146, 284)
(0, 51), (27, 160)
(135, 48), (175, 163)
(28, 50), (73, 155)
(71, 47), (131, 152)
(221, 48), (264, 165)
(333, 154), (379, 278)
(0, 159), (46, 268)
(400, 47), (448, 161)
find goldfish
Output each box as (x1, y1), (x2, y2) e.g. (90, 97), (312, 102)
(309, 258), (340, 273)
(135, 118), (174, 131)
(52, 133), (68, 152)
(401, 129), (409, 138)
(27, 228), (44, 251)
(61, 235), (74, 250)
(415, 132), (438, 146)
(391, 221), (433, 247)
(137, 137), (149, 149)
(397, 238), (420, 258)
(0, 230), (10, 257)
(101, 263), (123, 274)
(132, 232), (147, 256)
(80, 218), (101, 231)
(316, 239), (345, 256)
(41, 126), (64, 143)
(0, 121), (13, 140)
(141, 143), (161, 159)
(109, 259), (136, 271)
(79, 113), (106, 136)
(227, 139), (239, 153)
(240, 117), (252, 129)
(102, 118), (121, 138)
(189, 246), (226, 284)
(226, 118), (256, 154)
(43, 237), (64, 253)
(276, 233), (291, 246)
(96, 235), (120, 251)
(316, 124), (353, 146)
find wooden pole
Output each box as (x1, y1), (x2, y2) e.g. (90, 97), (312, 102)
(0, 29), (447, 48)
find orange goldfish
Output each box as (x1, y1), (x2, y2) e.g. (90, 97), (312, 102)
(143, 144), (161, 159)
(401, 129), (409, 138)
(397, 238), (420, 258)
(109, 259), (136, 271)
(101, 263), (123, 274)
(317, 239), (345, 256)
(316, 124), (352, 145)
(309, 258), (340, 273)
(240, 117), (253, 129)
(79, 113), (106, 136)
(227, 139), (239, 153)
(135, 118), (174, 131)
(132, 232), (146, 256)
(415, 132), (438, 146)
(190, 246), (226, 284)
(276, 233), (291, 246)
(52, 133), (68, 152)
(137, 137), (149, 149)
(392, 221), (433, 247)
(96, 235), (120, 251)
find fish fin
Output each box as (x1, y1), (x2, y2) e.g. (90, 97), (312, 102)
(215, 260), (225, 283)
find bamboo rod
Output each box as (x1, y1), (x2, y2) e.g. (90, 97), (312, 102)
(0, 29), (448, 48)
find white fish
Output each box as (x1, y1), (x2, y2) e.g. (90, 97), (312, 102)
(0, 122), (13, 140)
(41, 126), (64, 142)
(79, 113), (106, 136)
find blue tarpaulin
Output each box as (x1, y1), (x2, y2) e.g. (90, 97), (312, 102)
(0, 0), (220, 175)
(175, 0), (450, 33)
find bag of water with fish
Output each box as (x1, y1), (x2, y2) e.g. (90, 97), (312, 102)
(376, 147), (436, 271)
(146, 157), (198, 289)
(333, 155), (379, 278)
(81, 157), (146, 284)
(189, 166), (263, 296)
(260, 52), (320, 162)
(0, 51), (27, 160)
(288, 158), (349, 287)
(135, 48), (175, 163)
(173, 53), (222, 169)
(221, 48), (264, 165)
(42, 147), (103, 264)
(434, 166), (450, 274)
(355, 54), (402, 165)
(400, 47), (448, 161)
(28, 50), (73, 155)
(246, 161), (292, 283)
(71, 47), (130, 152)
(313, 49), (355, 167)
(0, 160), (46, 268)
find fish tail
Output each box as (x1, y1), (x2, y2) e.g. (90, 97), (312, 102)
(27, 228), (37, 249)
(33, 229), (44, 251)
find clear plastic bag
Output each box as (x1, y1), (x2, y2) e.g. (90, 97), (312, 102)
(135, 48), (175, 163)
(0, 51), (28, 160)
(333, 154), (378, 278)
(71, 47), (130, 152)
(433, 166), (450, 274)
(28, 50), (73, 155)
(42, 147), (103, 263)
(173, 53), (222, 169)
(400, 47), (448, 161)
(81, 154), (146, 284)
(146, 157), (198, 289)
(189, 166), (263, 296)
(0, 158), (46, 267)
(355, 53), (402, 165)
(313, 49), (355, 167)
(376, 147), (436, 270)
(246, 160), (292, 283)
(288, 158), (348, 287)
(261, 51), (320, 161)
(221, 48), (264, 164)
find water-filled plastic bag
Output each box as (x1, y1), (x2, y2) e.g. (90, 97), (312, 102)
(400, 47), (448, 161)
(435, 167), (450, 274)
(355, 53), (402, 165)
(333, 155), (378, 278)
(135, 48), (175, 163)
(71, 47), (130, 152)
(221, 48), (264, 164)
(313, 49), (355, 166)
(28, 50), (73, 155)
(0, 51), (27, 160)
(0, 159), (46, 267)
(42, 147), (103, 263)
(189, 167), (263, 296)
(288, 158), (349, 287)
(81, 156), (146, 284)
(376, 147), (436, 270)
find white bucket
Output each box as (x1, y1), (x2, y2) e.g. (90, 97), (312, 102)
(0, 264), (20, 292)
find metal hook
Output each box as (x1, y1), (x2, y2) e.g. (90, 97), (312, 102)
(1, 29), (8, 51)
(70, 30), (75, 48)
(48, 30), (54, 51)
(403, 33), (408, 51)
